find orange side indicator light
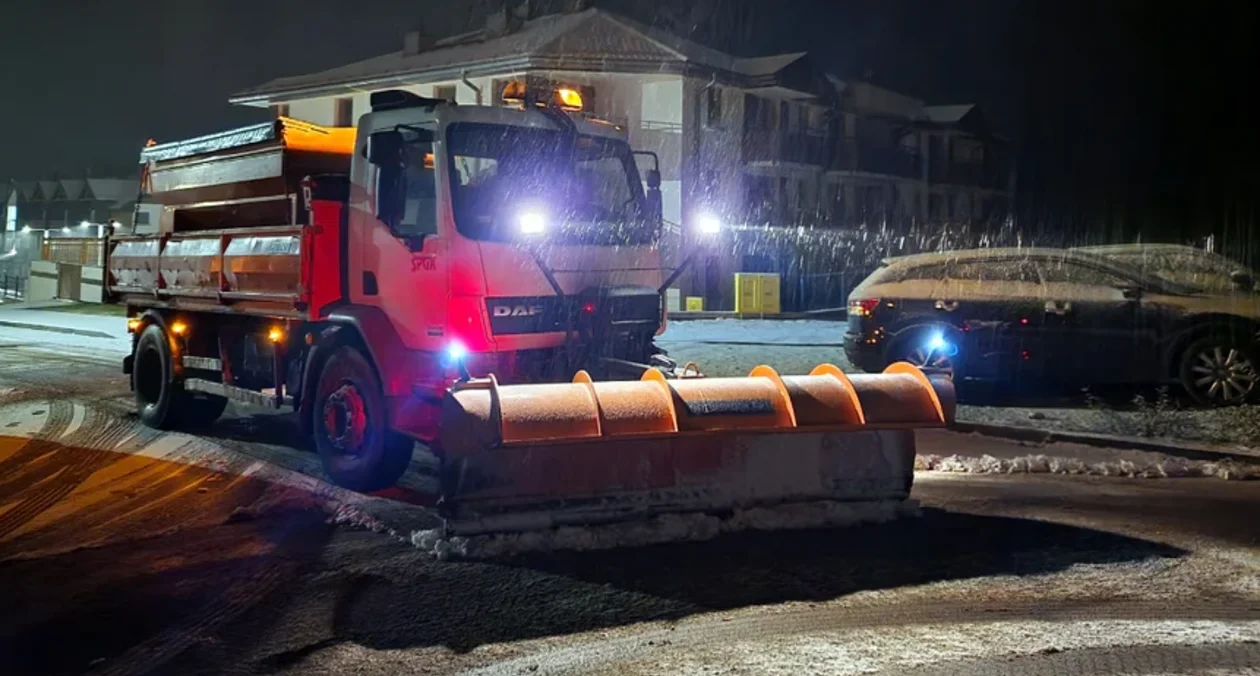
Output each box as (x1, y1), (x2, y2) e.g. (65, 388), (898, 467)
(170, 321), (188, 336)
(556, 87), (584, 110)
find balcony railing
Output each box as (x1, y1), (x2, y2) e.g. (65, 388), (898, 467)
(831, 141), (922, 178)
(742, 129), (828, 166)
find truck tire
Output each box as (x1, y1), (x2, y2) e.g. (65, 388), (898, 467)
(312, 346), (412, 492)
(1178, 335), (1259, 406)
(133, 323), (180, 429)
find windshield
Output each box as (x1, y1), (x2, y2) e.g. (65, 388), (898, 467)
(446, 122), (653, 245)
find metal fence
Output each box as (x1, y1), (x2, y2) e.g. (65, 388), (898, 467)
(41, 238), (105, 266)
(0, 272), (24, 301)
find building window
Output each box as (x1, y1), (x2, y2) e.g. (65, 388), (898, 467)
(134, 211), (150, 226)
(270, 103), (290, 119)
(706, 86), (722, 128)
(434, 85), (457, 102)
(333, 97), (354, 126)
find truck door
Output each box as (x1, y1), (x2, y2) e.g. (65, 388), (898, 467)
(351, 125), (448, 351)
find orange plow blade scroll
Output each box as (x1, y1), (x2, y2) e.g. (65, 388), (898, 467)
(437, 363), (954, 535)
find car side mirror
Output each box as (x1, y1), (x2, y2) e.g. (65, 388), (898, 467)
(1230, 270), (1255, 290)
(1120, 285), (1143, 300)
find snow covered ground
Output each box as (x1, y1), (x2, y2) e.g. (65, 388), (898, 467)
(0, 306), (130, 361)
(658, 318), (854, 376)
(660, 318), (846, 346)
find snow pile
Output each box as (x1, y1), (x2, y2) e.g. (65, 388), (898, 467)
(411, 499), (919, 560)
(915, 452), (1259, 480)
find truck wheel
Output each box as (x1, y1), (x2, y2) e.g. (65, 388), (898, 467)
(178, 395), (229, 428)
(133, 323), (179, 429)
(1179, 335), (1259, 406)
(313, 346), (412, 492)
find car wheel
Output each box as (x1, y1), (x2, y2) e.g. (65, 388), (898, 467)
(889, 332), (957, 378)
(1179, 336), (1259, 406)
(312, 346), (412, 492)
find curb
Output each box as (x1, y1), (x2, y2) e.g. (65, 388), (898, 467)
(0, 319), (118, 340)
(950, 420), (1260, 464)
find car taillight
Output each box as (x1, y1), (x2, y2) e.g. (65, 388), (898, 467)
(849, 298), (880, 317)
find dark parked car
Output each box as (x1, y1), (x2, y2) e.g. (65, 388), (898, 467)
(844, 247), (1260, 405)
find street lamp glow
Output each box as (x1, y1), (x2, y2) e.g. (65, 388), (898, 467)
(61, 226), (70, 234)
(79, 220), (90, 228)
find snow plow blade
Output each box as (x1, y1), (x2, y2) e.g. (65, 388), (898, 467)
(438, 363), (954, 535)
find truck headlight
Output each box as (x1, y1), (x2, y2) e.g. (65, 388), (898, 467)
(696, 213), (721, 235)
(518, 210), (546, 235)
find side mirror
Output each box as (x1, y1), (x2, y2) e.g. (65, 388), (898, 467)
(1230, 270), (1255, 290)
(367, 130), (403, 166)
(1120, 285), (1143, 300)
(646, 168), (661, 190)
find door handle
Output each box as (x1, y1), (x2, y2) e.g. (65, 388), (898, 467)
(1044, 300), (1072, 315)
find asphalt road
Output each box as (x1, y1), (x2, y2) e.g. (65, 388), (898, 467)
(0, 343), (1258, 675)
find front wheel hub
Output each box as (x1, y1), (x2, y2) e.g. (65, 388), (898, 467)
(323, 383), (368, 453)
(1190, 346), (1257, 403)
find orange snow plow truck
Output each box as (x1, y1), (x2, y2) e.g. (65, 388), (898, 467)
(109, 87), (954, 534)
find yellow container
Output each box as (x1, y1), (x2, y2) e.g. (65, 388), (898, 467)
(733, 273), (781, 314)
(758, 274), (781, 314)
(734, 273), (760, 313)
(685, 296), (704, 312)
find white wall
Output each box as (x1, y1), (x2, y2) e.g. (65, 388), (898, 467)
(27, 260), (57, 301)
(288, 98), (335, 126)
(79, 265), (104, 303)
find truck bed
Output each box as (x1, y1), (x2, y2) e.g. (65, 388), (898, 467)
(109, 198), (344, 319)
(111, 118), (351, 318)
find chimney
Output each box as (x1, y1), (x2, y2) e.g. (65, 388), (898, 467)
(403, 30), (433, 55)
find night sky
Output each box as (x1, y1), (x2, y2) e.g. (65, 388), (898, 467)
(2, 0), (1255, 247)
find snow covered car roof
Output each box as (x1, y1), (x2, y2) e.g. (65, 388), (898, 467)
(1072, 244), (1255, 292)
(875, 246), (1192, 293)
(882, 246), (1126, 270)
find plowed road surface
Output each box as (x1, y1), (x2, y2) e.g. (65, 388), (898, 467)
(0, 344), (1258, 676)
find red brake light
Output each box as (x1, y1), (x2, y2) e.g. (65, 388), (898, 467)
(850, 298), (880, 317)
(582, 302), (597, 314)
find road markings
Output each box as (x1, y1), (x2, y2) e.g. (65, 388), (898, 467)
(59, 403), (85, 440)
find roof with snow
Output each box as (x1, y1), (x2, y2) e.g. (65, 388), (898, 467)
(923, 104), (976, 124)
(232, 8), (822, 104)
(9, 177), (138, 205)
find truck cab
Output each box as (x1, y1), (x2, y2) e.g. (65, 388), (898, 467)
(113, 86), (677, 491)
(348, 90), (667, 392)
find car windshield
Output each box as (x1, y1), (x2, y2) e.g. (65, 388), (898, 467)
(446, 122), (653, 245)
